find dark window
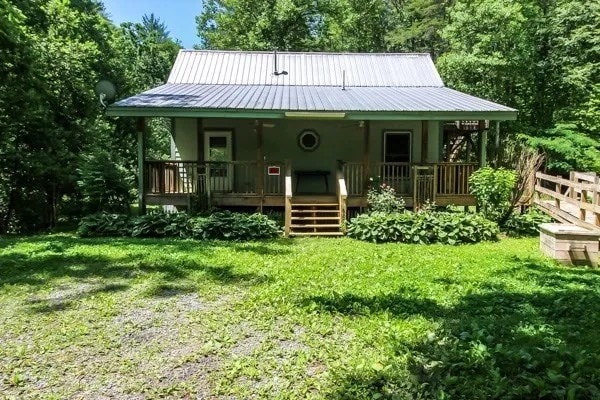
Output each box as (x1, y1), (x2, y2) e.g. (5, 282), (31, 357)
(298, 129), (320, 151)
(384, 132), (411, 163)
(209, 136), (227, 148)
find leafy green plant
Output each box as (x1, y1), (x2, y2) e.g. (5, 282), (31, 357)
(469, 167), (517, 222)
(77, 211), (280, 240)
(367, 180), (406, 213)
(130, 212), (192, 238)
(347, 210), (499, 245)
(523, 124), (600, 174)
(503, 208), (552, 236)
(77, 213), (132, 237)
(77, 150), (133, 214)
(191, 211), (280, 240)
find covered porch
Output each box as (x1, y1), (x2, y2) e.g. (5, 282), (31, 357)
(126, 115), (507, 236)
(136, 117), (495, 213)
(142, 159), (479, 209)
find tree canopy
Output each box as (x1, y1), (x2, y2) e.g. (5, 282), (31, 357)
(0, 0), (180, 233)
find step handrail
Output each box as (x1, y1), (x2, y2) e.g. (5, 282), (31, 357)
(336, 161), (348, 231)
(284, 159), (292, 236)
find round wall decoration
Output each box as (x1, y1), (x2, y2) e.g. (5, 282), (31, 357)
(298, 129), (320, 152)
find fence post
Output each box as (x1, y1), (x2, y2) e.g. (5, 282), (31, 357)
(555, 175), (561, 210)
(206, 162), (212, 210)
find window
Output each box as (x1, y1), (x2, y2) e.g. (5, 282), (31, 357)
(298, 129), (320, 152)
(384, 131), (411, 163)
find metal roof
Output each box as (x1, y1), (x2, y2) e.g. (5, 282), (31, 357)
(167, 50), (444, 87)
(112, 83), (516, 113)
(108, 50), (517, 119)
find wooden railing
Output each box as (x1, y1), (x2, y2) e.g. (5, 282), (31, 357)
(145, 161), (199, 194)
(374, 162), (412, 195)
(341, 161), (478, 197)
(342, 162), (365, 196)
(264, 161), (285, 195)
(336, 161), (348, 229)
(146, 160), (478, 205)
(534, 171), (600, 230)
(144, 160), (286, 196)
(436, 163), (478, 195)
(284, 160), (292, 236)
(413, 166), (436, 209)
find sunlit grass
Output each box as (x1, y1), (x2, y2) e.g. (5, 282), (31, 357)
(1, 235), (599, 398)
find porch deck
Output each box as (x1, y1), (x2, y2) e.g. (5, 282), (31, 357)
(143, 160), (478, 209)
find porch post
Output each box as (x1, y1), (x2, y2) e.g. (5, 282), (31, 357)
(421, 120), (429, 164)
(197, 118), (204, 161)
(362, 120), (370, 192)
(495, 120), (501, 165)
(255, 120), (264, 210)
(136, 117), (146, 215)
(480, 128), (488, 167)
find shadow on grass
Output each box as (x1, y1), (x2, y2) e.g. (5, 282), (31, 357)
(27, 283), (130, 313)
(303, 289), (445, 318)
(0, 235), (273, 312)
(305, 258), (600, 399)
(1, 234), (294, 258)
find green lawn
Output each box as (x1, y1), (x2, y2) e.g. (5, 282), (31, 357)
(1, 235), (599, 399)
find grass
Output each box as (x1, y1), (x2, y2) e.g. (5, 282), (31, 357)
(1, 235), (600, 398)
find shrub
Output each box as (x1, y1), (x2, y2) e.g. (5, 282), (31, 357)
(77, 150), (133, 214)
(77, 211), (281, 240)
(130, 212), (192, 238)
(347, 210), (499, 245)
(77, 213), (131, 237)
(347, 211), (412, 243)
(191, 211), (280, 240)
(503, 208), (552, 236)
(367, 181), (405, 213)
(469, 167), (517, 222)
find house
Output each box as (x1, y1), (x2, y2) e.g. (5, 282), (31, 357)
(106, 50), (517, 236)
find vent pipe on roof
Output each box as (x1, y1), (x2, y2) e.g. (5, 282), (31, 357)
(273, 50), (288, 76)
(342, 70), (346, 90)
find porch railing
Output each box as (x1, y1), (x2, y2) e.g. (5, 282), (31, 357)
(145, 161), (199, 194)
(373, 162), (412, 195)
(341, 161), (479, 197)
(144, 160), (285, 196)
(436, 162), (478, 195)
(145, 160), (479, 202)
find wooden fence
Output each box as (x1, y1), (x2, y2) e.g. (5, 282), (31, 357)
(534, 171), (600, 230)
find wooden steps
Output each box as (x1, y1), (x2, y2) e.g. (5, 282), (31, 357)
(289, 201), (343, 237)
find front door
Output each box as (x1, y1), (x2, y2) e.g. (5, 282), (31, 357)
(204, 131), (233, 192)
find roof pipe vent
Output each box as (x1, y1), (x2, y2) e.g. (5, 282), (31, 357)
(342, 70), (346, 91)
(273, 50), (288, 76)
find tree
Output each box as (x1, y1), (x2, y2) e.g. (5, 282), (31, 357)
(437, 0), (535, 128)
(387, 0), (452, 58)
(196, 0), (393, 51)
(0, 2), (180, 233)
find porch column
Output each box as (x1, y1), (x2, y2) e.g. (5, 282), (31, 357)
(495, 120), (501, 165)
(421, 120), (429, 164)
(255, 120), (264, 206)
(197, 118), (204, 161)
(480, 128), (488, 167)
(362, 120), (370, 188)
(136, 117), (147, 215)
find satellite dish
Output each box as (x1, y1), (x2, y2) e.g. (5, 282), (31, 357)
(95, 80), (116, 107)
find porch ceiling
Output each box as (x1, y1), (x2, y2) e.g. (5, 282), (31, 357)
(107, 84), (517, 120)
